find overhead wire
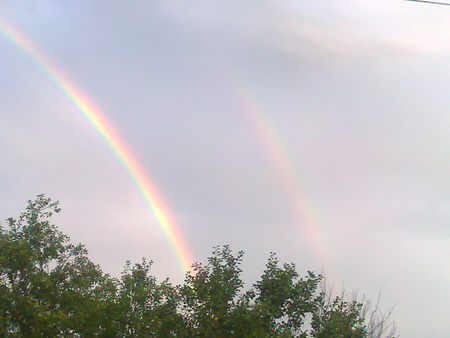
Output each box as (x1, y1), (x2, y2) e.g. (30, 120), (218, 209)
(404, 0), (450, 6)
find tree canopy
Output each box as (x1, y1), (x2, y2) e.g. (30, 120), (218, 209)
(0, 195), (397, 337)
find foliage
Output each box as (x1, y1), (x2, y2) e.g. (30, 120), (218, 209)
(250, 254), (322, 337)
(180, 245), (247, 337)
(116, 258), (183, 337)
(0, 195), (398, 337)
(0, 195), (114, 337)
(311, 293), (366, 338)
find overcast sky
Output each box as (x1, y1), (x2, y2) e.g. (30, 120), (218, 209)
(2, 0), (450, 336)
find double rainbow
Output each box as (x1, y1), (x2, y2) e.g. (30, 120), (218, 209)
(0, 21), (195, 274)
(1, 20), (336, 280)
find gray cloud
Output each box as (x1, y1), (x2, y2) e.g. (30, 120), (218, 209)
(2, 1), (450, 336)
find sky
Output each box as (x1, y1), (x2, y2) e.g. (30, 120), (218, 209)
(1, 0), (450, 336)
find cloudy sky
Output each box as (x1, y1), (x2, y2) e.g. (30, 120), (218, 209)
(2, 0), (450, 336)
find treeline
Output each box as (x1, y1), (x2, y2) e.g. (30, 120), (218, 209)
(0, 195), (397, 337)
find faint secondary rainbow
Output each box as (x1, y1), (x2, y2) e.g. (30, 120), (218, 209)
(0, 21), (194, 274)
(229, 73), (338, 278)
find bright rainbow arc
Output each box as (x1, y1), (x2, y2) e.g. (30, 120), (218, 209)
(0, 21), (194, 275)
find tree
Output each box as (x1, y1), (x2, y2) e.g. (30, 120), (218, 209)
(180, 245), (249, 337)
(311, 284), (397, 338)
(116, 258), (183, 337)
(179, 247), (382, 338)
(250, 254), (322, 337)
(0, 195), (398, 337)
(0, 195), (114, 337)
(311, 292), (366, 338)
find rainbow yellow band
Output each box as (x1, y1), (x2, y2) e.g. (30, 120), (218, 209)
(0, 21), (194, 275)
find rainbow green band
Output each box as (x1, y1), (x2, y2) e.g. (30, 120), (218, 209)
(0, 21), (194, 275)
(230, 73), (337, 279)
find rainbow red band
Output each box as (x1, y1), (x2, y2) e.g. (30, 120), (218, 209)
(0, 21), (195, 275)
(229, 73), (337, 280)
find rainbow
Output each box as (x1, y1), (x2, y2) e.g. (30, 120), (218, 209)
(230, 75), (337, 278)
(0, 21), (195, 274)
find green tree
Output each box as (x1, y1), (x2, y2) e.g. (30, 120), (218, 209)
(116, 258), (183, 337)
(311, 294), (366, 338)
(180, 247), (322, 338)
(179, 246), (396, 338)
(180, 245), (248, 337)
(310, 284), (397, 338)
(0, 196), (398, 338)
(250, 254), (322, 337)
(0, 195), (115, 337)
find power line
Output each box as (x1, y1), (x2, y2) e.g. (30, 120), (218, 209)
(404, 0), (450, 6)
